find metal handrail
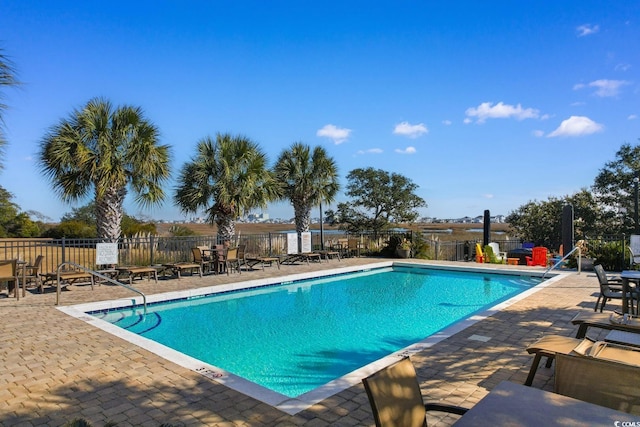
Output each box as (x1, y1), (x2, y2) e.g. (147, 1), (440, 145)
(54, 262), (147, 313)
(542, 246), (582, 279)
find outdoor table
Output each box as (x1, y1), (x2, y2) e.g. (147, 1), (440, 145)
(17, 260), (26, 298)
(453, 381), (637, 426)
(620, 270), (640, 315)
(572, 311), (640, 338)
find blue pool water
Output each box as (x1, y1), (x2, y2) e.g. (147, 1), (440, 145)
(92, 266), (541, 398)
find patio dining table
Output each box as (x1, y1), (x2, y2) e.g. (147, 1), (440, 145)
(454, 381), (636, 426)
(620, 270), (640, 315)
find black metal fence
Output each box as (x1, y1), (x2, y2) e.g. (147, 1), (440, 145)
(0, 230), (407, 272)
(0, 231), (631, 272)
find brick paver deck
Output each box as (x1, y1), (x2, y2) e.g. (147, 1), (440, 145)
(0, 258), (605, 426)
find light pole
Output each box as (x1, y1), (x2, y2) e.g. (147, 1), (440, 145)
(319, 201), (324, 250)
(634, 176), (639, 234)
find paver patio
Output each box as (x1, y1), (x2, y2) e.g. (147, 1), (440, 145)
(0, 258), (606, 426)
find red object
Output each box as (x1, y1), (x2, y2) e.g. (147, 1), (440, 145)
(526, 247), (548, 267)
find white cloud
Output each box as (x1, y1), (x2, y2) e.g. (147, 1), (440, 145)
(615, 63), (631, 72)
(483, 194), (494, 199)
(547, 116), (604, 137)
(356, 148), (383, 155)
(393, 121), (428, 138)
(629, 114), (638, 120)
(574, 79), (630, 97)
(463, 118), (472, 124)
(577, 24), (599, 37)
(442, 120), (452, 126)
(316, 124), (352, 144)
(395, 146), (417, 154)
(465, 101), (540, 123)
(532, 130), (545, 137)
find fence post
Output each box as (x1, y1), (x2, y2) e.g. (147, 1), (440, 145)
(61, 237), (66, 265)
(622, 233), (627, 269)
(435, 240), (440, 260)
(150, 234), (155, 265)
(268, 232), (273, 256)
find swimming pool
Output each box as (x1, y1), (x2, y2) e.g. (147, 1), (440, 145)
(60, 261), (561, 415)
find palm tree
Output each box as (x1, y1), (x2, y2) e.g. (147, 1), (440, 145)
(274, 143), (339, 233)
(38, 98), (171, 241)
(0, 47), (20, 170)
(174, 133), (281, 242)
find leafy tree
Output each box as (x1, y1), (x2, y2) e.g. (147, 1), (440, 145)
(174, 133), (280, 242)
(60, 201), (155, 237)
(274, 142), (339, 233)
(506, 189), (606, 248)
(42, 220), (96, 239)
(61, 202), (96, 224)
(592, 142), (640, 235)
(0, 47), (20, 170)
(333, 168), (426, 234)
(121, 214), (156, 237)
(38, 98), (171, 241)
(0, 185), (42, 237)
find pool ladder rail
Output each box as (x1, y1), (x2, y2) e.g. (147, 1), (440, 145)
(542, 246), (582, 279)
(54, 261), (147, 313)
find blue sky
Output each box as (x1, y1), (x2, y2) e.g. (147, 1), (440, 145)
(1, 1), (639, 222)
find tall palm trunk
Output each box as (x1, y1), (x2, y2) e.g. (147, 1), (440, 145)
(96, 185), (126, 242)
(293, 199), (312, 233)
(216, 214), (236, 244)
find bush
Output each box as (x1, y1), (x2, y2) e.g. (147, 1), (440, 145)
(43, 220), (97, 239)
(382, 235), (404, 257)
(169, 225), (196, 236)
(590, 241), (627, 271)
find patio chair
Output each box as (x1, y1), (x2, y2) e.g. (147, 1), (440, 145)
(196, 245), (214, 261)
(347, 239), (361, 257)
(631, 235), (640, 267)
(526, 247), (549, 267)
(483, 244), (503, 264)
(594, 264), (638, 314)
(362, 356), (467, 427)
(192, 247), (215, 274)
(524, 334), (584, 386)
(474, 243), (486, 263)
(488, 242), (506, 262)
(555, 351), (640, 414)
(225, 247), (241, 275)
(23, 254), (44, 293)
(0, 259), (20, 300)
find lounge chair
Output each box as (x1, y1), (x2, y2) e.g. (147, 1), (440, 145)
(40, 269), (95, 291)
(314, 249), (341, 261)
(0, 259), (20, 300)
(161, 262), (202, 279)
(243, 254), (280, 270)
(594, 264), (638, 314)
(525, 331), (640, 388)
(362, 356), (468, 427)
(115, 266), (158, 285)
